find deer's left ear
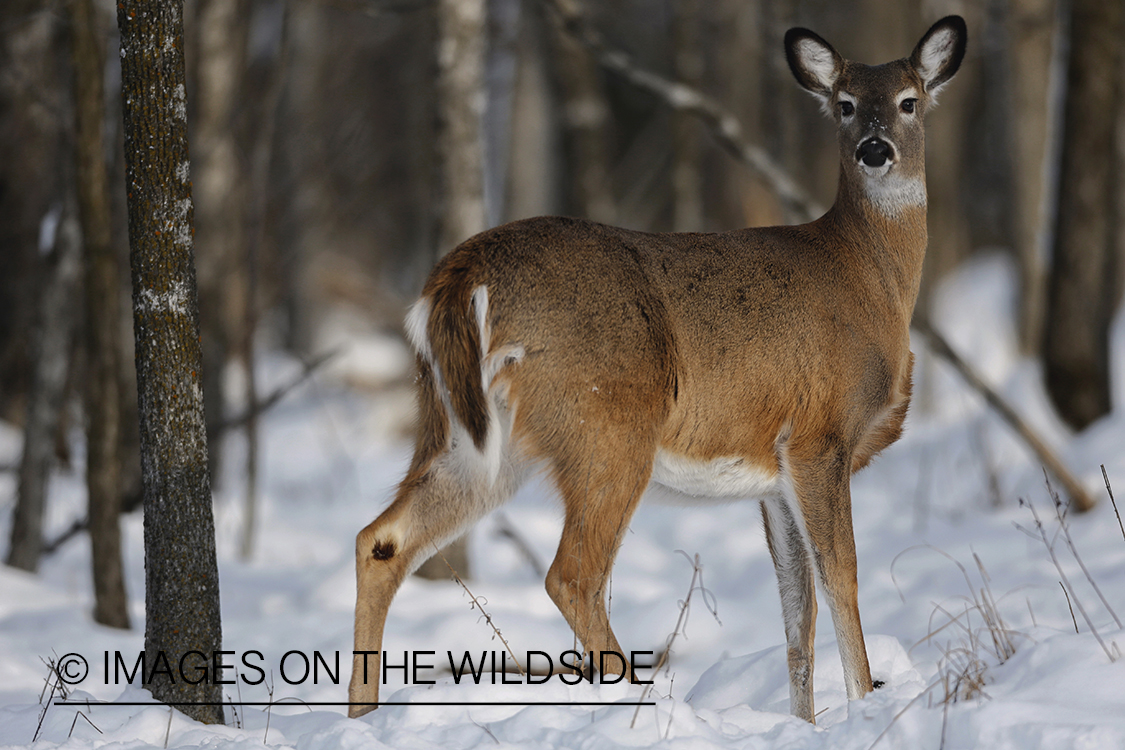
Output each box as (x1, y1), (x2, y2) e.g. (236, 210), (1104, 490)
(911, 16), (967, 94)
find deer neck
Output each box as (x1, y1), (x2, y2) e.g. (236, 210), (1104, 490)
(824, 165), (930, 316)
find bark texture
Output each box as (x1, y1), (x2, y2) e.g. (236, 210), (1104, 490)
(1043, 0), (1122, 430)
(73, 0), (129, 628)
(117, 0), (223, 723)
(436, 0), (487, 251)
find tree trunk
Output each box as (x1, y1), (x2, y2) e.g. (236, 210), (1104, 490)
(436, 0), (487, 252)
(5, 207), (81, 573)
(117, 0), (223, 723)
(194, 0), (250, 490)
(1043, 0), (1122, 430)
(484, 0), (521, 227)
(240, 0), (291, 562)
(72, 0), (129, 629)
(0, 2), (70, 425)
(671, 0), (703, 232)
(1008, 0), (1059, 355)
(548, 2), (616, 224)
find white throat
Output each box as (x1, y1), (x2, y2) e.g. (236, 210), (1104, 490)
(860, 168), (926, 217)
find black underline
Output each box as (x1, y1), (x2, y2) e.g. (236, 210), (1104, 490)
(53, 700), (656, 707)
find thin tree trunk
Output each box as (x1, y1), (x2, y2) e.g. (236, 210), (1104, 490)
(117, 0), (223, 723)
(6, 207), (81, 573)
(194, 0), (250, 489)
(671, 0), (703, 232)
(548, 1), (615, 224)
(240, 0), (291, 561)
(1043, 0), (1122, 430)
(484, 0), (520, 227)
(1009, 0), (1058, 355)
(72, 0), (129, 628)
(436, 0), (487, 252)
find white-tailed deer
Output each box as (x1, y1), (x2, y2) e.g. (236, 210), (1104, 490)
(350, 16), (966, 723)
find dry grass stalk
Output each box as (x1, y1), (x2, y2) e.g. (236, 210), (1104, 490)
(630, 551), (719, 729)
(1043, 476), (1121, 629)
(1101, 465), (1125, 542)
(1015, 491), (1119, 662)
(437, 547), (526, 678)
(896, 547), (1021, 707)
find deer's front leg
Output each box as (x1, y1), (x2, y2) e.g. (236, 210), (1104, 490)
(789, 444), (873, 705)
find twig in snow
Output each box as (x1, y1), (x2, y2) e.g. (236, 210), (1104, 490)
(435, 545), (526, 678)
(470, 716), (500, 744)
(1014, 495), (1116, 662)
(1060, 582), (1079, 633)
(867, 677), (944, 749)
(630, 551), (719, 729)
(67, 710), (102, 738)
(1044, 475), (1121, 628)
(662, 674), (676, 740)
(263, 675), (275, 745)
(33, 655), (65, 742)
(1102, 465), (1125, 542)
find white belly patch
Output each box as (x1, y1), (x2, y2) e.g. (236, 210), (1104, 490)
(650, 450), (778, 499)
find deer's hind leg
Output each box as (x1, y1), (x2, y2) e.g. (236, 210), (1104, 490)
(349, 364), (524, 717)
(546, 440), (653, 682)
(520, 383), (663, 683)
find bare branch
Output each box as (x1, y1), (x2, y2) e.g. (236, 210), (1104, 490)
(914, 318), (1096, 512)
(219, 350), (338, 433)
(541, 0), (825, 223)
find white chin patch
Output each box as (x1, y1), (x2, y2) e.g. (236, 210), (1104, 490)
(861, 169), (927, 216)
(859, 161), (892, 178)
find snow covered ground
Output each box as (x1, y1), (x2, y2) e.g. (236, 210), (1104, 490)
(2, 254), (1124, 749)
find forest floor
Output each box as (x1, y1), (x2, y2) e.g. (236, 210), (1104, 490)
(2, 253), (1124, 749)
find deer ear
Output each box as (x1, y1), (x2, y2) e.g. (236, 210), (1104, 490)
(911, 16), (967, 94)
(785, 28), (842, 102)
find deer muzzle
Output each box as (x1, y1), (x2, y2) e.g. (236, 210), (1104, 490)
(856, 137), (894, 168)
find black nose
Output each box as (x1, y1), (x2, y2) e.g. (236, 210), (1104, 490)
(856, 138), (893, 167)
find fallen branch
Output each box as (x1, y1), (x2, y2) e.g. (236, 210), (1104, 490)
(913, 319), (1096, 512)
(542, 0), (824, 223)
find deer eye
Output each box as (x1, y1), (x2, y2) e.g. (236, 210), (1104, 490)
(900, 98), (917, 114)
(839, 100), (854, 117)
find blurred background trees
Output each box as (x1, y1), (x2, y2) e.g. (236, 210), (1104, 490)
(1, 0), (1122, 580)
